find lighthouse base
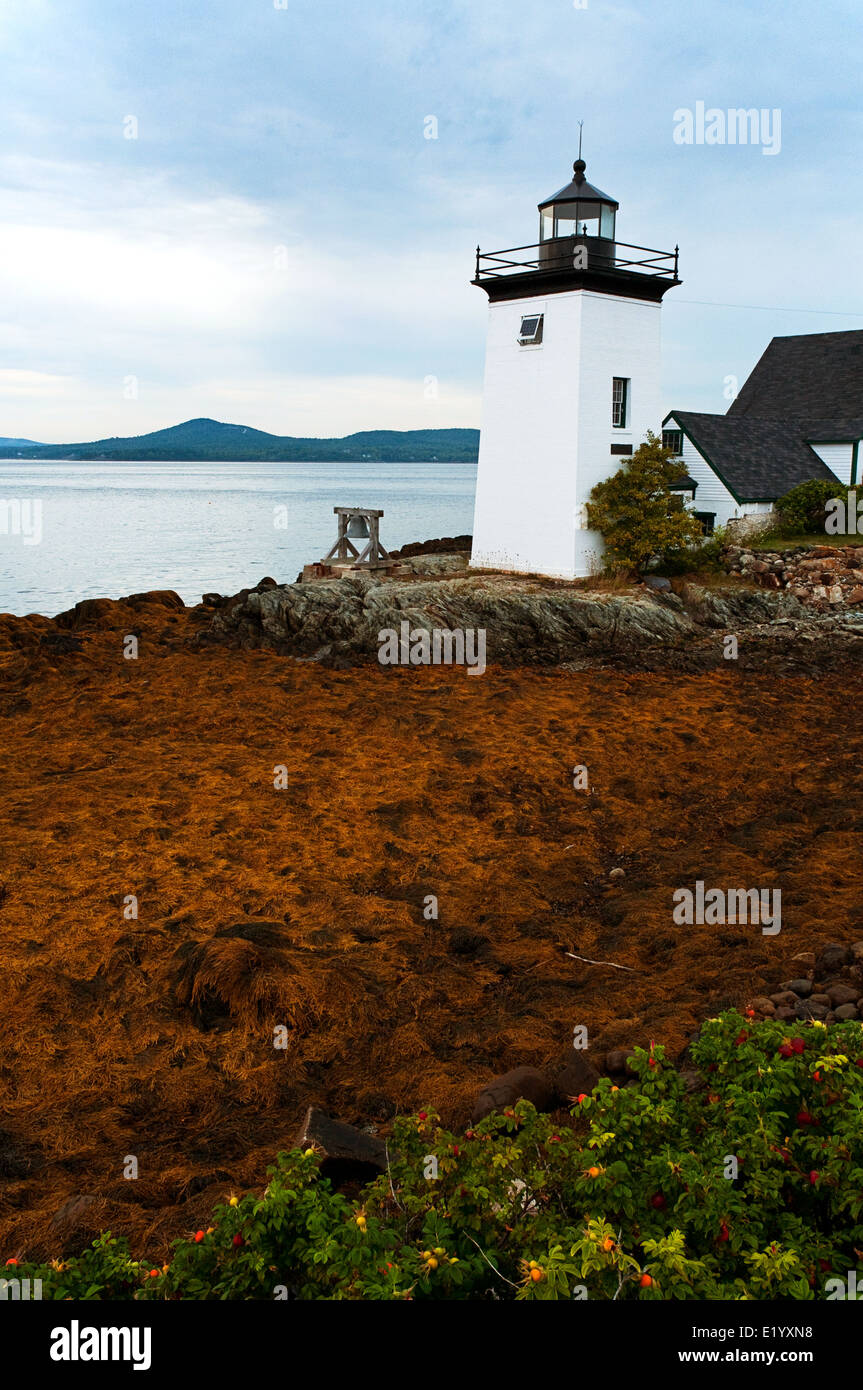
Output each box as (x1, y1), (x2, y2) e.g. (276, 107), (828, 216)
(469, 527), (606, 581)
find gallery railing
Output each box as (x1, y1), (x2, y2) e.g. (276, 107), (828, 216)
(474, 238), (680, 281)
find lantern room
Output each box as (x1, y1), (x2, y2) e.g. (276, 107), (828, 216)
(538, 158), (618, 241)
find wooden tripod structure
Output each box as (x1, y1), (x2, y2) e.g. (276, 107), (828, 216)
(322, 507), (391, 568)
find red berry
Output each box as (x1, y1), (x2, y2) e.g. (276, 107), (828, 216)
(809, 1170), (819, 1185)
(576, 1094), (587, 1104)
(232, 1233), (244, 1248)
(734, 1031), (747, 1045)
(417, 1111), (427, 1121)
(797, 1110), (814, 1126)
(452, 1144), (460, 1156)
(778, 1043), (793, 1059)
(791, 1038), (805, 1055)
(639, 1273), (652, 1288)
(194, 1230), (205, 1243)
(5, 1258), (18, 1267)
(718, 1222), (729, 1242)
(813, 1070), (821, 1082)
(745, 1008), (755, 1019)
(650, 1193), (666, 1210)
(549, 1135), (561, 1144)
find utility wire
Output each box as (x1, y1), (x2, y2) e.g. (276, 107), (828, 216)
(670, 298), (863, 318)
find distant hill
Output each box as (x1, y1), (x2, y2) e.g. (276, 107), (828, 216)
(0, 418), (480, 462)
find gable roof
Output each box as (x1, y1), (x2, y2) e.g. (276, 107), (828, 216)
(667, 410), (838, 502)
(728, 330), (863, 418)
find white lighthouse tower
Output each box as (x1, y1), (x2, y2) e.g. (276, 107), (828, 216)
(470, 153), (680, 578)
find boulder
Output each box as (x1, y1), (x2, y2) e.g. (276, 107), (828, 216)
(785, 978), (812, 997)
(826, 983), (860, 1008)
(548, 1051), (601, 1101)
(834, 1003), (859, 1021)
(471, 1067), (558, 1123)
(295, 1106), (387, 1182)
(751, 996), (776, 1015)
(795, 1001), (829, 1021)
(605, 1047), (637, 1074)
(816, 943), (851, 974)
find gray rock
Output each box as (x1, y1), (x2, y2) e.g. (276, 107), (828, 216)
(811, 993), (832, 1007)
(834, 1004), (859, 1021)
(295, 1106), (387, 1178)
(770, 990), (799, 1007)
(795, 1001), (829, 1021)
(643, 575), (672, 592)
(785, 978), (812, 997)
(816, 943), (851, 974)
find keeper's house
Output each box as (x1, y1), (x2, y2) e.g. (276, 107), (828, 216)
(663, 329), (863, 534)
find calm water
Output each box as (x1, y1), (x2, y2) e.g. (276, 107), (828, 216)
(0, 459), (477, 616)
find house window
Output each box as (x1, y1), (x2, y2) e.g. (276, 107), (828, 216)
(518, 314), (543, 345)
(662, 428), (683, 455)
(693, 510), (715, 536)
(612, 377), (629, 428)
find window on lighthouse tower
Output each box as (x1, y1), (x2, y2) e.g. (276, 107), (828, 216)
(612, 377), (629, 428)
(518, 313), (544, 345)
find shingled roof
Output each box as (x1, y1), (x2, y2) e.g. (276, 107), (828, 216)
(728, 330), (863, 419)
(669, 411), (837, 502)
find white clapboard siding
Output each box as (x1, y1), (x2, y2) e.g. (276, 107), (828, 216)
(809, 442), (854, 485)
(665, 415), (743, 526)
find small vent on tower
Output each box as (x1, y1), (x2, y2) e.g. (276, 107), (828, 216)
(517, 314), (544, 345)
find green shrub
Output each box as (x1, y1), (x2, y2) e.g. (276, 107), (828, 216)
(775, 479), (850, 536)
(586, 432), (704, 574)
(12, 1013), (863, 1300)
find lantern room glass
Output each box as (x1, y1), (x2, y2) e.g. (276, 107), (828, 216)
(539, 202), (616, 242)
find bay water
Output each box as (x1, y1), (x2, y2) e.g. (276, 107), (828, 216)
(0, 458), (477, 616)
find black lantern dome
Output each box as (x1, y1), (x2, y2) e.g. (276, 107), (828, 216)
(538, 158), (618, 242)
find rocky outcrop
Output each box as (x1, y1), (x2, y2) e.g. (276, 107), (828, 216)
(745, 941), (863, 1024)
(202, 568), (863, 670)
(390, 535), (472, 559)
(724, 543), (863, 607)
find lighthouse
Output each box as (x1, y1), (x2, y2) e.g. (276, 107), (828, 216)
(470, 154), (681, 578)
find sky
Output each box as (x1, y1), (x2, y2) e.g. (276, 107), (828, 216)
(1, 0), (862, 443)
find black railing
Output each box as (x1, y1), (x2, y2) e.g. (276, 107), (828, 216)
(474, 238), (680, 281)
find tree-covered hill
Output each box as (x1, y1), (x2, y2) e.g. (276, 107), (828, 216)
(0, 418), (480, 462)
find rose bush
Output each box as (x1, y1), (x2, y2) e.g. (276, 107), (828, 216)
(13, 1013), (863, 1300)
